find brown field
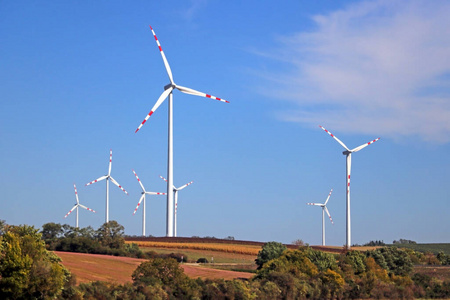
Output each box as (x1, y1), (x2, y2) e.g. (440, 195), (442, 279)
(54, 251), (254, 285)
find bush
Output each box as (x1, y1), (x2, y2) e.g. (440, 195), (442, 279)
(197, 258), (209, 263)
(255, 241), (287, 269)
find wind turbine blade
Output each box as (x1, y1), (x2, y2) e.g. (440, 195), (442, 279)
(78, 204), (96, 213)
(159, 175), (175, 189)
(73, 183), (79, 204)
(351, 137), (381, 153)
(133, 169), (146, 192)
(324, 189), (333, 205)
(307, 203), (323, 206)
(64, 205), (78, 218)
(325, 206), (334, 225)
(135, 87), (173, 133)
(177, 181), (194, 191)
(176, 85), (229, 104)
(319, 125), (349, 151)
(149, 25), (174, 84)
(86, 175), (108, 186)
(108, 149), (112, 176)
(145, 191), (167, 196)
(133, 194), (145, 215)
(110, 177), (129, 195)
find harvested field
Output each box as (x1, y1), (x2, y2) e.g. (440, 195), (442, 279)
(54, 251), (254, 284)
(128, 241), (262, 256)
(138, 246), (257, 264)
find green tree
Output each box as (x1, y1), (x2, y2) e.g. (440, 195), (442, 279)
(96, 220), (125, 249)
(132, 258), (189, 288)
(255, 241), (287, 269)
(0, 225), (69, 299)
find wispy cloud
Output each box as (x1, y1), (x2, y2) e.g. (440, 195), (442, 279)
(179, 0), (208, 22)
(263, 0), (450, 143)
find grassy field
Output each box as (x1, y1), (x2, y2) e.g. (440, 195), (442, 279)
(389, 243), (450, 255)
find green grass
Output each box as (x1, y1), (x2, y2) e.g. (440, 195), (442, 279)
(139, 246), (257, 264)
(389, 243), (450, 255)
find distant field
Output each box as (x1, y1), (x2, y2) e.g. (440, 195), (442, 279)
(129, 241), (261, 256)
(389, 243), (450, 255)
(138, 246), (257, 264)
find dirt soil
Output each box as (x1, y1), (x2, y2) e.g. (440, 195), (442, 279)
(55, 251), (254, 285)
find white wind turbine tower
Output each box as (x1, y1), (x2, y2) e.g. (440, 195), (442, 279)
(86, 149), (128, 223)
(135, 26), (229, 237)
(319, 126), (380, 248)
(160, 175), (193, 237)
(132, 170), (166, 236)
(307, 189), (334, 246)
(64, 183), (96, 228)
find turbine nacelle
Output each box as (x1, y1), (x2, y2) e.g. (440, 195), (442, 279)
(343, 150), (351, 155)
(164, 83), (175, 90)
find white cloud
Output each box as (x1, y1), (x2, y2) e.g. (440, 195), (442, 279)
(265, 0), (450, 143)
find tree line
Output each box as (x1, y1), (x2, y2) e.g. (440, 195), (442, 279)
(1, 220), (449, 299)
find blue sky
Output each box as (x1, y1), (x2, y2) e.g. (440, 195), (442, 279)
(1, 0), (449, 245)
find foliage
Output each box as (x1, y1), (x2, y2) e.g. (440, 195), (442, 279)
(306, 248), (338, 272)
(255, 241), (287, 269)
(393, 238), (417, 244)
(0, 224), (69, 299)
(363, 240), (385, 246)
(366, 247), (413, 276)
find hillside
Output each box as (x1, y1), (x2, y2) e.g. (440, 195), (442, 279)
(54, 251), (254, 285)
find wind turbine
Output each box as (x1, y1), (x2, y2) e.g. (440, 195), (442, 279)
(132, 170), (166, 236)
(135, 26), (229, 237)
(160, 175), (193, 237)
(319, 125), (380, 248)
(307, 189), (334, 246)
(64, 183), (96, 228)
(86, 149), (128, 223)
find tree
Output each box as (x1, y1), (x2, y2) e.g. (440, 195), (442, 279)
(255, 241), (287, 269)
(95, 220), (125, 249)
(0, 225), (69, 299)
(133, 258), (187, 287)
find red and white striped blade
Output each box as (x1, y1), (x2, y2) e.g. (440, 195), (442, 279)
(108, 149), (112, 176)
(110, 176), (128, 195)
(133, 169), (146, 192)
(325, 206), (334, 225)
(73, 183), (79, 204)
(346, 154), (352, 195)
(133, 194), (145, 215)
(78, 204), (96, 213)
(307, 203), (323, 206)
(319, 125), (349, 151)
(159, 175), (175, 189)
(145, 191), (166, 196)
(86, 175), (108, 186)
(177, 180), (193, 191)
(351, 137), (381, 153)
(135, 87), (173, 133)
(64, 205), (78, 218)
(149, 25), (174, 84)
(176, 85), (229, 104)
(324, 188), (333, 206)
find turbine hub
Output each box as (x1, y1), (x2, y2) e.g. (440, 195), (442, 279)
(343, 150), (351, 155)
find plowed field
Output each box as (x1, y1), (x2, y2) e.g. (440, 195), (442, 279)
(54, 251), (254, 284)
